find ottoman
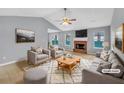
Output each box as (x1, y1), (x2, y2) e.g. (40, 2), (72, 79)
(24, 66), (47, 84)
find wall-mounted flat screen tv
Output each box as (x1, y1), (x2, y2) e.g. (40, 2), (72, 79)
(75, 29), (87, 37)
(16, 28), (35, 43)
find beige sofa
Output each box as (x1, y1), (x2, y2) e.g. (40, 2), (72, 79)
(82, 51), (124, 84)
(27, 48), (51, 65)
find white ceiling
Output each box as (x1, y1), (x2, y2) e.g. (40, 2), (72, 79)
(0, 8), (114, 31)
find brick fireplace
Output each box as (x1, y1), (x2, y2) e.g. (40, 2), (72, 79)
(73, 41), (87, 53)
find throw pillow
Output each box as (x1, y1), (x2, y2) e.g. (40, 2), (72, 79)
(109, 59), (124, 78)
(97, 62), (112, 73)
(100, 50), (109, 61)
(108, 51), (117, 62)
(54, 47), (58, 51)
(36, 48), (43, 54)
(49, 45), (54, 49)
(31, 46), (37, 52)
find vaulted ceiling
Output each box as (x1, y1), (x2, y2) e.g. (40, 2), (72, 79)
(0, 8), (114, 31)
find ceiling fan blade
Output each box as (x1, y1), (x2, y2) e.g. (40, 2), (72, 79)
(69, 19), (76, 21)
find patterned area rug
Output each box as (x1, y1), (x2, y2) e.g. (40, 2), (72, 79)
(35, 54), (96, 84)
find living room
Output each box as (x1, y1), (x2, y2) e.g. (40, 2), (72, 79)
(0, 8), (124, 85)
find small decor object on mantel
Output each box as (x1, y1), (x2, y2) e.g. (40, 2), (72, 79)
(16, 28), (35, 43)
(115, 24), (124, 53)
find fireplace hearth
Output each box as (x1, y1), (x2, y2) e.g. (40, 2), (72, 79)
(73, 41), (87, 53)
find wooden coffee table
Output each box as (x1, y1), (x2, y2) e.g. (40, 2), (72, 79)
(56, 56), (80, 74)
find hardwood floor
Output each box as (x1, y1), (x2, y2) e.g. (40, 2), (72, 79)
(0, 61), (28, 84)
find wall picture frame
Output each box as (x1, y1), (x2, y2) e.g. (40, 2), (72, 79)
(16, 28), (35, 43)
(115, 24), (124, 52)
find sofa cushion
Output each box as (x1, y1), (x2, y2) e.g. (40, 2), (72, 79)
(97, 62), (112, 73)
(109, 58), (124, 78)
(56, 50), (63, 54)
(100, 50), (109, 61)
(37, 54), (48, 60)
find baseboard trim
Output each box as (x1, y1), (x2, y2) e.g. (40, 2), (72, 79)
(0, 60), (17, 67)
(87, 52), (96, 55)
(0, 58), (27, 67)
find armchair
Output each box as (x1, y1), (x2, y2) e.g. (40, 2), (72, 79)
(27, 49), (51, 65)
(50, 47), (65, 58)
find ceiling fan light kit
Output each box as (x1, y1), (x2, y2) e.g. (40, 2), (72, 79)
(62, 21), (69, 25)
(56, 8), (76, 25)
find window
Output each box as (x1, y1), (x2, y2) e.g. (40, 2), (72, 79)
(52, 35), (58, 45)
(93, 32), (104, 49)
(65, 34), (71, 46)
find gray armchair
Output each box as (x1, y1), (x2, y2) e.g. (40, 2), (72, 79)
(50, 47), (65, 58)
(27, 49), (51, 65)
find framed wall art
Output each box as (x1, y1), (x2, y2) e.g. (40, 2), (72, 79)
(16, 28), (35, 43)
(115, 24), (124, 52)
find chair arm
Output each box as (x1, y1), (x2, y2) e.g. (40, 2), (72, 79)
(82, 68), (124, 84)
(42, 49), (51, 57)
(27, 50), (37, 65)
(50, 49), (56, 58)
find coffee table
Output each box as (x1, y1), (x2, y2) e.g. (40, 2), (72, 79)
(56, 56), (80, 74)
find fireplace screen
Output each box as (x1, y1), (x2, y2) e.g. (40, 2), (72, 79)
(76, 44), (86, 49)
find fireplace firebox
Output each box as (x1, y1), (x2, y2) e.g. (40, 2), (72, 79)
(73, 41), (87, 53)
(76, 44), (86, 49)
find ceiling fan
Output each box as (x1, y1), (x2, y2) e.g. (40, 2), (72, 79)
(56, 8), (76, 25)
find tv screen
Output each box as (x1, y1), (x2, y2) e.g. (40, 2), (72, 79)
(75, 29), (87, 37)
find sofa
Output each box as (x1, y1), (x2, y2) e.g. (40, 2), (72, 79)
(50, 46), (65, 58)
(27, 47), (51, 65)
(82, 50), (124, 84)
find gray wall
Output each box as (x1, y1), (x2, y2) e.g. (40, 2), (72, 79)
(87, 26), (110, 54)
(111, 8), (124, 61)
(0, 16), (59, 64)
